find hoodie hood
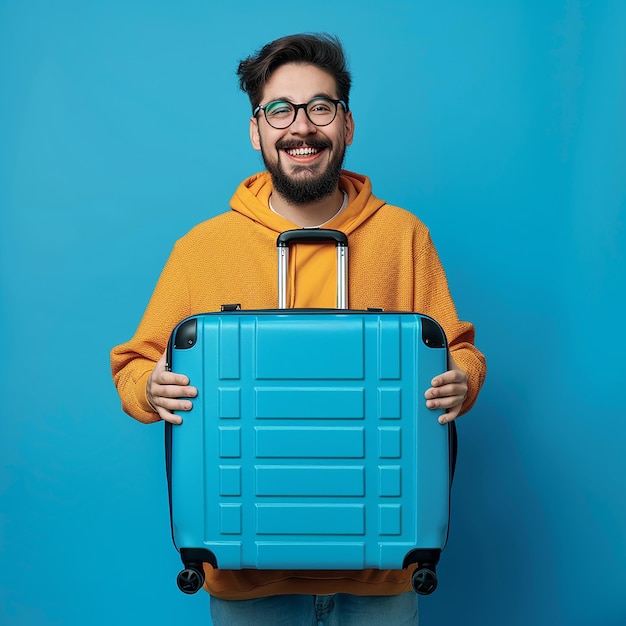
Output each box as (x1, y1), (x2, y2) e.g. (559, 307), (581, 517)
(229, 170), (386, 235)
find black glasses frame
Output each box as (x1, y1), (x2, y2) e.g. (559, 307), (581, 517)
(253, 97), (349, 129)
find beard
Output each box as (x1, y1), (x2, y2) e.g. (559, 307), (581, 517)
(260, 136), (346, 205)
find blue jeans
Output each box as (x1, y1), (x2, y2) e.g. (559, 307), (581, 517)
(210, 592), (418, 625)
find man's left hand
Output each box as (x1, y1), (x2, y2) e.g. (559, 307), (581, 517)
(425, 354), (468, 424)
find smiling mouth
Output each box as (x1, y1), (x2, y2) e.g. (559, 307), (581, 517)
(277, 138), (331, 158)
(284, 146), (323, 157)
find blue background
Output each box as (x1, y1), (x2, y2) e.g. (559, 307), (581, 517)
(1, 1), (625, 624)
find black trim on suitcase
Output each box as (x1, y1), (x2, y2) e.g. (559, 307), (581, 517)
(172, 318), (197, 350)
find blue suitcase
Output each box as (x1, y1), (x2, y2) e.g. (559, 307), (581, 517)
(165, 229), (456, 596)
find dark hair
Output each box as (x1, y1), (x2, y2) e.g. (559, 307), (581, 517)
(237, 33), (352, 112)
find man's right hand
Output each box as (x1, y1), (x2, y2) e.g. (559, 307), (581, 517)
(146, 351), (197, 424)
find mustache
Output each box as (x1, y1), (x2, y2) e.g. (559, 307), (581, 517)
(276, 138), (332, 151)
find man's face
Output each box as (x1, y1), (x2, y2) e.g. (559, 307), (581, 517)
(250, 63), (354, 205)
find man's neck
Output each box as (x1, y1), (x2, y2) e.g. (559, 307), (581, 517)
(269, 188), (346, 228)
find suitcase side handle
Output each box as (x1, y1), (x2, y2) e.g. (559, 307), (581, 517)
(276, 228), (348, 309)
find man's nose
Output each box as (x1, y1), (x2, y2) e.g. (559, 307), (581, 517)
(290, 107), (317, 134)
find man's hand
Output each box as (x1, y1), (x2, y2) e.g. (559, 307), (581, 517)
(425, 354), (468, 424)
(146, 352), (197, 425)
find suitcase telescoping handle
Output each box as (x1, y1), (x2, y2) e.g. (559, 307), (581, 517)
(276, 228), (348, 309)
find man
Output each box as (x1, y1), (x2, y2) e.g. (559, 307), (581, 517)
(111, 33), (486, 625)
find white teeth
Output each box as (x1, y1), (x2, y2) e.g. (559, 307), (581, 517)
(286, 147), (320, 156)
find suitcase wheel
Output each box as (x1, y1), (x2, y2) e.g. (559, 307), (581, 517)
(411, 566), (438, 595)
(176, 566), (205, 594)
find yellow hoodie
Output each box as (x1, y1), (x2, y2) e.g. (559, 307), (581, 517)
(111, 170), (486, 599)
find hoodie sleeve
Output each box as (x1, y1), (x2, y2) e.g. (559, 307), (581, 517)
(110, 241), (192, 423)
(413, 232), (487, 416)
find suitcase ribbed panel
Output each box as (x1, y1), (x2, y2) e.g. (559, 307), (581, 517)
(169, 312), (449, 571)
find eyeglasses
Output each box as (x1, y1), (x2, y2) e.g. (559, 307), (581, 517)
(253, 97), (348, 129)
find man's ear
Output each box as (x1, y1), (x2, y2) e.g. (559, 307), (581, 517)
(250, 117), (261, 151)
(344, 110), (355, 147)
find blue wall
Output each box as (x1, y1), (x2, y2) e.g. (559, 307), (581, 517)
(1, 2), (625, 624)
